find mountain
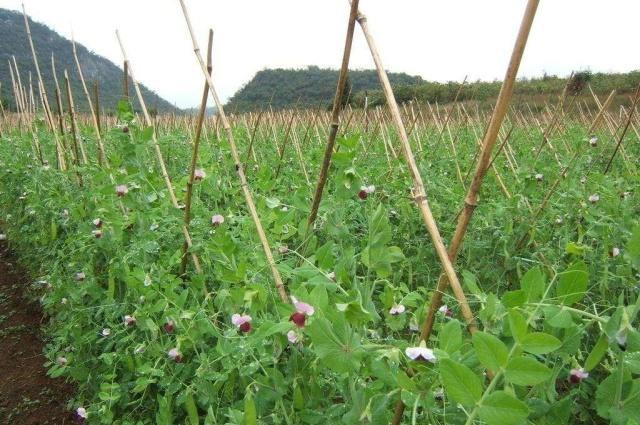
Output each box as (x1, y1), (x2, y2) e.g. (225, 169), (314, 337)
(225, 66), (424, 112)
(0, 8), (178, 114)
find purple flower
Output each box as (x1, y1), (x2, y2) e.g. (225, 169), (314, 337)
(232, 314), (252, 333)
(405, 344), (437, 363)
(569, 367), (589, 384)
(211, 214), (225, 226)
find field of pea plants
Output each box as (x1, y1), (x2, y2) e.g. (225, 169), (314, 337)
(1, 1), (640, 424)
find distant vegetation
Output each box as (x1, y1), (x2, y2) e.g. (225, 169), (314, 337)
(225, 66), (424, 113)
(226, 67), (640, 113)
(0, 8), (178, 114)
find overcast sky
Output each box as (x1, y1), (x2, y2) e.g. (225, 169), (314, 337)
(2, 0), (638, 108)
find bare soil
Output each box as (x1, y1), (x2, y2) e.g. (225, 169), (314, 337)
(0, 242), (75, 424)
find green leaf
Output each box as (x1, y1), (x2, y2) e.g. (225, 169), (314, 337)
(556, 261), (588, 305)
(478, 390), (529, 425)
(521, 332), (562, 355)
(505, 356), (552, 386)
(396, 370), (418, 393)
(585, 335), (608, 371)
(473, 331), (509, 371)
(439, 320), (463, 354)
(140, 126), (154, 142)
(521, 266), (545, 301)
(508, 309), (528, 342)
(244, 392), (257, 425)
(439, 358), (483, 406)
(503, 290), (527, 308)
(184, 392), (199, 425)
(628, 225), (640, 268)
(307, 316), (361, 374)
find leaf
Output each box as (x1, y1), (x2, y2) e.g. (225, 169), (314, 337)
(307, 316), (361, 374)
(439, 320), (463, 354)
(628, 225), (640, 267)
(520, 332), (562, 355)
(156, 394), (173, 425)
(585, 335), (608, 371)
(473, 331), (509, 371)
(140, 126), (154, 142)
(503, 290), (527, 308)
(478, 391), (529, 425)
(184, 391), (199, 425)
(439, 358), (483, 406)
(521, 266), (545, 301)
(244, 392), (257, 425)
(508, 309), (528, 342)
(505, 356), (552, 386)
(556, 261), (588, 305)
(265, 197), (281, 209)
(396, 370), (418, 393)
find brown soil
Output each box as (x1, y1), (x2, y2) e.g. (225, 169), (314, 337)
(0, 242), (75, 424)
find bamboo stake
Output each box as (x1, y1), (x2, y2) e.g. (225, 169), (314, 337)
(72, 37), (107, 165)
(392, 1), (540, 422)
(177, 0), (288, 302)
(180, 29), (213, 277)
(353, 4), (477, 338)
(604, 84), (640, 174)
(64, 70), (84, 186)
(115, 30), (202, 274)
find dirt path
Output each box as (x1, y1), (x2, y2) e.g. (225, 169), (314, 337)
(0, 242), (75, 424)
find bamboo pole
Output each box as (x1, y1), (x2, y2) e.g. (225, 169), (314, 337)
(604, 84), (640, 174)
(115, 30), (202, 274)
(64, 70), (84, 186)
(176, 0), (288, 302)
(180, 29), (213, 277)
(305, 0), (360, 233)
(391, 0), (540, 422)
(72, 37), (107, 165)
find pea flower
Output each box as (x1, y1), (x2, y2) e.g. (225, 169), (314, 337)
(168, 348), (183, 363)
(194, 169), (206, 181)
(278, 245), (289, 254)
(610, 247), (621, 257)
(0, 233), (6, 241)
(358, 184), (376, 200)
(327, 271), (336, 281)
(92, 218), (102, 228)
(405, 341), (437, 363)
(211, 214), (225, 226)
(75, 272), (86, 281)
(290, 297), (315, 328)
(56, 356), (68, 366)
(124, 315), (136, 327)
(101, 328), (111, 337)
(232, 313), (252, 333)
(588, 194), (599, 204)
(569, 367), (589, 384)
(589, 136), (598, 147)
(164, 320), (175, 333)
(438, 305), (453, 317)
(287, 330), (299, 344)
(116, 185), (128, 197)
(76, 407), (88, 422)
(389, 304), (406, 315)
(92, 230), (102, 238)
(535, 173), (544, 182)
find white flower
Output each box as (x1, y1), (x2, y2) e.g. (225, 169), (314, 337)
(211, 214), (225, 226)
(278, 245), (289, 254)
(438, 305), (453, 317)
(61, 298), (68, 305)
(327, 271), (336, 281)
(168, 348), (182, 362)
(75, 272), (86, 281)
(589, 136), (598, 146)
(134, 345), (146, 354)
(588, 194), (599, 203)
(116, 184), (129, 197)
(287, 330), (299, 343)
(124, 315), (136, 326)
(92, 218), (102, 227)
(555, 217), (563, 225)
(535, 173), (544, 182)
(194, 169), (206, 181)
(281, 206), (289, 212)
(610, 247), (621, 257)
(101, 328), (111, 337)
(56, 356), (68, 366)
(405, 345), (437, 363)
(389, 304), (406, 315)
(76, 407), (88, 419)
(144, 274), (152, 287)
(0, 233), (6, 241)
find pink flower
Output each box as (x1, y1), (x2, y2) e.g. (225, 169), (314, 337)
(389, 304), (406, 315)
(569, 368), (589, 384)
(116, 185), (128, 197)
(289, 297), (314, 328)
(287, 330), (299, 343)
(358, 184), (376, 200)
(405, 345), (437, 363)
(168, 348), (183, 363)
(92, 218), (102, 228)
(211, 214), (225, 226)
(194, 169), (206, 181)
(164, 320), (175, 333)
(232, 314), (252, 333)
(278, 245), (289, 254)
(124, 315), (136, 327)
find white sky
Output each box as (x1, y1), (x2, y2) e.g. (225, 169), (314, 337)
(2, 0), (638, 108)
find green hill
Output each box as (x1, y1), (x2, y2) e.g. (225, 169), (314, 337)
(0, 8), (178, 114)
(225, 66), (424, 112)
